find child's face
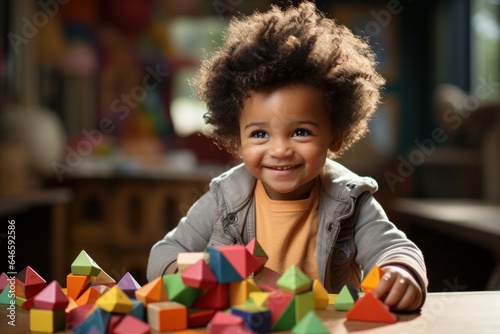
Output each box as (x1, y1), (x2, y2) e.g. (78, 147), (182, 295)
(239, 85), (340, 201)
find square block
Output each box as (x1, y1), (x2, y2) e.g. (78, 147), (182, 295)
(147, 301), (187, 331)
(30, 309), (66, 333)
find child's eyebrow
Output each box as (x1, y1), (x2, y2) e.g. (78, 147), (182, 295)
(244, 120), (320, 130)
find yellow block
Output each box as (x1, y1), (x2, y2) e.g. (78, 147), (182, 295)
(312, 280), (329, 309)
(248, 291), (270, 307)
(229, 278), (261, 306)
(30, 309), (65, 333)
(328, 294), (338, 305)
(96, 285), (133, 314)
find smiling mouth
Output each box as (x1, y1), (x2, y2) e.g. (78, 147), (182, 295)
(269, 165), (297, 170)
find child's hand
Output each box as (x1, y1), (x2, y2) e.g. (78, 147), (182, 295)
(373, 265), (423, 312)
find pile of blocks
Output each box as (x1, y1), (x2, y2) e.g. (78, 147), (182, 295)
(0, 237), (398, 333)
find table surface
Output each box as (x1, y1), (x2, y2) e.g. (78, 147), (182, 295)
(1, 291), (499, 333)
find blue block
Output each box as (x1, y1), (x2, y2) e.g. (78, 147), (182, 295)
(207, 247), (242, 283)
(73, 307), (110, 334)
(232, 307), (271, 334)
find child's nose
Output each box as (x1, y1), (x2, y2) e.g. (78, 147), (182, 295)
(269, 138), (293, 158)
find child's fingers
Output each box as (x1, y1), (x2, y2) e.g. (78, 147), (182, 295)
(373, 271), (398, 300)
(382, 276), (409, 308)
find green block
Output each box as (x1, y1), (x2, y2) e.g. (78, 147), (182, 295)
(295, 291), (315, 322)
(272, 297), (296, 331)
(71, 250), (102, 276)
(163, 273), (202, 308)
(0, 286), (14, 305)
(292, 310), (328, 334)
(277, 265), (311, 294)
(335, 285), (357, 311)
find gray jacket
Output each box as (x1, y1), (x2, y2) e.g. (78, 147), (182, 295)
(147, 160), (427, 301)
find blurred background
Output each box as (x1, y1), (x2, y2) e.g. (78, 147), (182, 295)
(0, 0), (499, 290)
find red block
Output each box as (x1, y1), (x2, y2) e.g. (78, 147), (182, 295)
(181, 259), (218, 290)
(346, 291), (398, 323)
(188, 308), (216, 328)
(193, 284), (229, 310)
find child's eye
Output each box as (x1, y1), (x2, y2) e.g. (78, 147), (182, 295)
(293, 129), (312, 137)
(250, 130), (268, 138)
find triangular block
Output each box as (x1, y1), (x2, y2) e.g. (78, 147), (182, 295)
(188, 308), (216, 328)
(163, 273), (203, 308)
(93, 269), (116, 288)
(181, 259), (218, 290)
(219, 245), (260, 278)
(71, 250), (102, 276)
(253, 267), (281, 292)
(207, 311), (245, 333)
(312, 279), (329, 309)
(248, 291), (270, 307)
(67, 273), (92, 300)
(33, 280), (69, 310)
(207, 247), (242, 283)
(117, 272), (141, 299)
(73, 307), (111, 334)
(0, 272), (9, 291)
(345, 291), (398, 323)
(361, 265), (382, 292)
(75, 286), (102, 306)
(113, 315), (150, 334)
(15, 266), (46, 299)
(135, 277), (168, 306)
(0, 285), (15, 305)
(96, 285), (134, 314)
(271, 295), (297, 331)
(267, 291), (294, 327)
(335, 284), (359, 311)
(292, 310), (329, 334)
(276, 265), (311, 294)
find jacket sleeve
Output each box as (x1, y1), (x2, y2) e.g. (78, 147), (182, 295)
(146, 188), (218, 281)
(354, 194), (428, 306)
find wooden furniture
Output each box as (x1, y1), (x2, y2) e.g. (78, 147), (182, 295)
(1, 291), (499, 333)
(44, 164), (225, 285)
(391, 198), (500, 290)
(0, 189), (72, 285)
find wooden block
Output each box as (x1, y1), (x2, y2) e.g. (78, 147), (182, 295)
(33, 280), (69, 310)
(67, 273), (92, 300)
(312, 279), (329, 309)
(130, 300), (145, 321)
(207, 311), (244, 334)
(345, 291), (398, 323)
(229, 278), (261, 306)
(30, 309), (66, 333)
(267, 291), (294, 329)
(96, 285), (134, 314)
(207, 246), (242, 283)
(117, 272), (142, 299)
(75, 286), (102, 306)
(16, 295), (35, 310)
(294, 291), (315, 323)
(193, 283), (230, 310)
(92, 284), (111, 295)
(0, 285), (15, 305)
(188, 308), (216, 328)
(360, 265), (382, 293)
(15, 266), (46, 299)
(73, 307), (111, 334)
(112, 314), (150, 334)
(231, 306), (271, 333)
(335, 284), (359, 311)
(135, 277), (168, 306)
(245, 238), (268, 271)
(0, 272), (9, 291)
(93, 269), (116, 288)
(147, 301), (187, 332)
(218, 245), (260, 279)
(253, 267), (281, 292)
(291, 310), (328, 334)
(248, 291), (270, 307)
(163, 273), (202, 308)
(71, 250), (102, 276)
(181, 259), (218, 290)
(107, 314), (124, 333)
(271, 297), (296, 332)
(177, 252), (210, 273)
(276, 265), (311, 294)
(67, 303), (94, 329)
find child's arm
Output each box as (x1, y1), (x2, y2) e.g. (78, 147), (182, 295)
(374, 265), (424, 312)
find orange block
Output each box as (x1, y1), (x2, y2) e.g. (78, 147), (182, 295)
(75, 286), (101, 306)
(360, 265), (382, 292)
(67, 274), (92, 300)
(135, 277), (168, 306)
(345, 291), (397, 323)
(147, 301), (187, 332)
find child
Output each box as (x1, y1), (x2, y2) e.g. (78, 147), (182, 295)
(148, 1), (427, 312)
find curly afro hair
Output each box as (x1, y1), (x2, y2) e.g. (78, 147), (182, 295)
(195, 1), (385, 157)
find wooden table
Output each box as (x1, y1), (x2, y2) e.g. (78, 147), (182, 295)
(391, 198), (500, 290)
(1, 291), (499, 333)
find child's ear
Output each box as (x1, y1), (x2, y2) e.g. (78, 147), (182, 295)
(329, 137), (343, 153)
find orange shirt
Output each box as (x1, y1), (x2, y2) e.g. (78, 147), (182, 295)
(255, 179), (320, 280)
